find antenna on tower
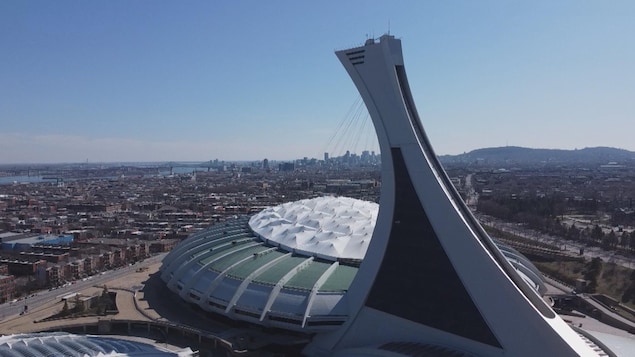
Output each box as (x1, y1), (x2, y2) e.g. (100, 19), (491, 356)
(388, 20), (391, 35)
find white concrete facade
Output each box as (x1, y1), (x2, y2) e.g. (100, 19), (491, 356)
(304, 35), (606, 356)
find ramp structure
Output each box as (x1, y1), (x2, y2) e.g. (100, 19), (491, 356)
(305, 35), (606, 356)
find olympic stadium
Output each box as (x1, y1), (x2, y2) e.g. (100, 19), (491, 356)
(159, 195), (547, 333)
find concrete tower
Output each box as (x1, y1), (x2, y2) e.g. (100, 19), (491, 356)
(305, 35), (603, 356)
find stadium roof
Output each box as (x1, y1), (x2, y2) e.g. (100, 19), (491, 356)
(0, 332), (195, 357)
(249, 196), (377, 261)
(160, 196), (546, 333)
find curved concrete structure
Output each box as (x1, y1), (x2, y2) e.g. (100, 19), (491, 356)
(159, 196), (547, 336)
(159, 198), (369, 332)
(0, 332), (194, 357)
(304, 35), (610, 356)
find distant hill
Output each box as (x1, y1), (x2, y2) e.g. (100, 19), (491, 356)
(439, 146), (635, 165)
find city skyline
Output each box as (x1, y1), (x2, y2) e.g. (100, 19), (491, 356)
(2, 1), (634, 164)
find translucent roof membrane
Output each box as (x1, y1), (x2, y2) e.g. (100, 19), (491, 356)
(249, 196), (378, 261)
(0, 333), (193, 357)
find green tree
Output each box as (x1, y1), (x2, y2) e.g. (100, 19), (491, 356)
(566, 224), (580, 241)
(98, 285), (112, 315)
(580, 227), (592, 244)
(621, 273), (635, 303)
(61, 300), (69, 316)
(603, 230), (618, 250)
(619, 231), (630, 249)
(73, 294), (85, 313)
(583, 257), (603, 293)
(591, 225), (604, 244)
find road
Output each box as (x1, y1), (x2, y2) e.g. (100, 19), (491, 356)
(482, 216), (635, 269)
(463, 173), (479, 208)
(0, 253), (166, 321)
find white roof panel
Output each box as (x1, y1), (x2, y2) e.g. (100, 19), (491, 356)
(249, 196), (377, 261)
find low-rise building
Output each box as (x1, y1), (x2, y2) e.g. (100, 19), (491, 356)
(0, 275), (15, 303)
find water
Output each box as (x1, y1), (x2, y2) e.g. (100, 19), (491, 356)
(0, 175), (50, 185)
(158, 167), (200, 176)
(0, 166), (200, 185)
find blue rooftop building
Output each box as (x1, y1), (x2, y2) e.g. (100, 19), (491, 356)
(1, 234), (74, 252)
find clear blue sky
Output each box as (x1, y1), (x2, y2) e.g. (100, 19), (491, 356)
(1, 1), (634, 164)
